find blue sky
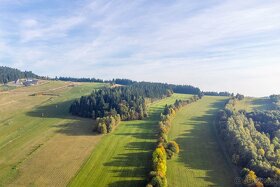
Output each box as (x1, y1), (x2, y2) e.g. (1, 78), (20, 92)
(0, 0), (280, 96)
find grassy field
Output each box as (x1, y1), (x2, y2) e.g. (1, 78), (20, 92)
(69, 94), (192, 187)
(234, 97), (272, 112)
(167, 96), (235, 187)
(0, 85), (17, 91)
(0, 80), (106, 186)
(1, 85), (237, 187)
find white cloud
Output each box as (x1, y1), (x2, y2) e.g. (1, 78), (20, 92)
(1, 0), (280, 96)
(21, 19), (38, 27)
(19, 15), (85, 42)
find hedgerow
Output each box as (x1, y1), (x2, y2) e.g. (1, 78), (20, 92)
(147, 95), (201, 187)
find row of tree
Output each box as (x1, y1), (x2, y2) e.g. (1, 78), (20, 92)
(57, 77), (136, 85)
(0, 66), (39, 84)
(216, 96), (280, 186)
(94, 114), (121, 134)
(202, 91), (233, 96)
(57, 77), (104, 83)
(147, 95), (201, 187)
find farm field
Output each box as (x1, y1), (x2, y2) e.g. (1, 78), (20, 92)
(0, 81), (107, 186)
(69, 94), (192, 187)
(167, 96), (235, 187)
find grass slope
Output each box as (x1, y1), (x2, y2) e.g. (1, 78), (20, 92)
(69, 94), (192, 187)
(234, 97), (272, 112)
(167, 96), (235, 187)
(0, 81), (106, 186)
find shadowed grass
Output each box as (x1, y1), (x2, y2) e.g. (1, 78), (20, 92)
(167, 96), (235, 187)
(234, 97), (273, 112)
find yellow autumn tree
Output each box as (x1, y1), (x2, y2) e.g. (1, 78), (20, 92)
(244, 170), (257, 185)
(257, 148), (265, 157)
(255, 181), (264, 187)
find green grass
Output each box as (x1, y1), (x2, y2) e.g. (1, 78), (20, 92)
(167, 96), (235, 187)
(0, 81), (107, 186)
(0, 85), (16, 91)
(69, 94), (192, 187)
(234, 97), (272, 112)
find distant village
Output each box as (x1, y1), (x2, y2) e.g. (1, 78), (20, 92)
(14, 79), (39, 86)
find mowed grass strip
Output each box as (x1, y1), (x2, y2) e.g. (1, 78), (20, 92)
(0, 81), (106, 186)
(69, 94), (192, 187)
(167, 96), (235, 187)
(234, 97), (273, 112)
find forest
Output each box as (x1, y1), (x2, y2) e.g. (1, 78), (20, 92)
(69, 82), (172, 120)
(69, 81), (203, 122)
(216, 94), (280, 186)
(0, 66), (39, 84)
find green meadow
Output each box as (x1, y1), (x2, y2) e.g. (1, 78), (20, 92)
(69, 94), (191, 187)
(1, 83), (239, 187)
(0, 81), (106, 186)
(167, 96), (235, 187)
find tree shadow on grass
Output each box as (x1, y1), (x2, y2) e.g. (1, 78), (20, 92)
(26, 99), (74, 119)
(171, 99), (236, 187)
(100, 105), (167, 186)
(107, 180), (145, 187)
(25, 99), (100, 136)
(102, 143), (153, 186)
(103, 128), (155, 186)
(52, 121), (99, 136)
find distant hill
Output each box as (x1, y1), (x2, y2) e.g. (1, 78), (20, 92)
(0, 66), (39, 84)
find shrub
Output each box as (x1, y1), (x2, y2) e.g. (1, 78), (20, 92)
(243, 170), (257, 185)
(151, 176), (167, 187)
(165, 141), (180, 159)
(95, 114), (121, 134)
(97, 123), (107, 134)
(167, 141), (180, 154)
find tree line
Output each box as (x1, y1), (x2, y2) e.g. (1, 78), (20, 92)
(0, 66), (38, 84)
(57, 77), (135, 85)
(57, 77), (104, 83)
(216, 95), (280, 186)
(59, 76), (249, 98)
(202, 91), (233, 96)
(60, 76), (201, 94)
(147, 95), (201, 187)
